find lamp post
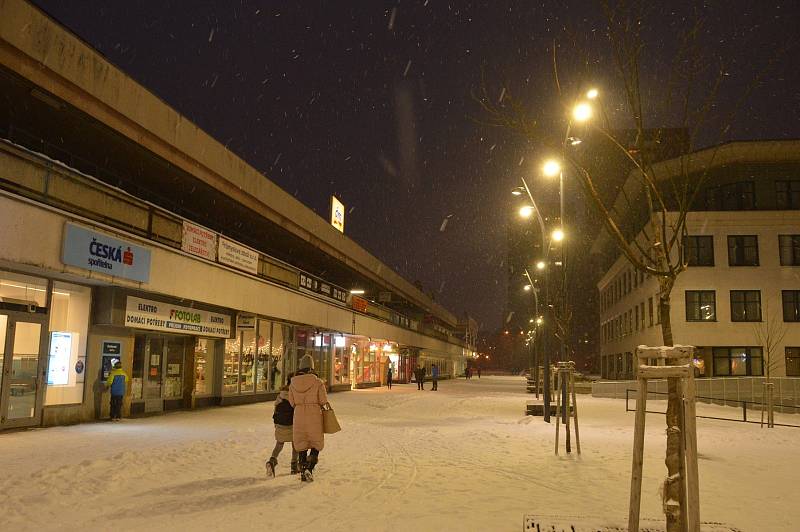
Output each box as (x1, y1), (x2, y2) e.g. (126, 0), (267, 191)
(515, 186), (553, 422)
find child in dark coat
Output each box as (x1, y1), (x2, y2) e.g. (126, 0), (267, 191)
(266, 380), (299, 477)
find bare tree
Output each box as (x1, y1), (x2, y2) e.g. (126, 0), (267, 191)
(753, 301), (787, 428)
(475, 2), (784, 530)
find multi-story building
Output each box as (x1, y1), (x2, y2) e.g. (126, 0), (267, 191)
(596, 140), (800, 379)
(0, 1), (467, 430)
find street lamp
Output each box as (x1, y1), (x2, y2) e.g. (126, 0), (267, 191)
(586, 88), (599, 100)
(572, 102), (593, 122)
(536, 317), (544, 326)
(536, 260), (546, 270)
(552, 228), (565, 242)
(519, 205), (534, 218)
(542, 159), (561, 178)
(523, 284), (532, 291)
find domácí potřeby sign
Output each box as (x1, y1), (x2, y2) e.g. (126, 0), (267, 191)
(62, 222), (152, 283)
(125, 296), (231, 338)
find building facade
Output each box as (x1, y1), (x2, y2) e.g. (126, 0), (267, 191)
(0, 2), (468, 430)
(597, 141), (800, 379)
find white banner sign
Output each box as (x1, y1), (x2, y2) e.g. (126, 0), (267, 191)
(182, 221), (217, 260)
(331, 195), (345, 233)
(218, 237), (259, 275)
(125, 296), (231, 338)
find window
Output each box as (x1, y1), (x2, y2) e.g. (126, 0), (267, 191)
(727, 235), (759, 266)
(648, 298), (654, 326)
(730, 290), (762, 322)
(45, 282), (91, 406)
(684, 236), (714, 266)
(782, 290), (800, 322)
(686, 291), (716, 321)
(640, 302), (645, 330)
(779, 235), (800, 266)
(776, 180), (800, 209)
(635, 305), (639, 331)
(786, 348), (800, 376)
(712, 347), (763, 376)
(706, 181), (755, 210)
(194, 339), (215, 396)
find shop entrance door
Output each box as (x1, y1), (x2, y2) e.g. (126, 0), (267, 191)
(133, 334), (187, 413)
(0, 312), (49, 429)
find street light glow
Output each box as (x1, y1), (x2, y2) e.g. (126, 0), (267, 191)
(572, 102), (592, 122)
(523, 284), (532, 291)
(552, 228), (565, 242)
(586, 88), (599, 100)
(350, 289), (365, 295)
(511, 188), (523, 196)
(542, 159), (561, 178)
(519, 205), (534, 218)
(536, 260), (546, 270)
(536, 317), (544, 325)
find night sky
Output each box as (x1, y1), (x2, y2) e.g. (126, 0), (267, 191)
(32, 1), (800, 330)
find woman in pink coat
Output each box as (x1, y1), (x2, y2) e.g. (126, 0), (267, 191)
(288, 354), (329, 482)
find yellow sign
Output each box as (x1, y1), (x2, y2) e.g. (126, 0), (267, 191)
(331, 196), (345, 233)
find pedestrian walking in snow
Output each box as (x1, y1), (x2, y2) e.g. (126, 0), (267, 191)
(431, 364), (439, 391)
(477, 367), (481, 379)
(266, 378), (299, 478)
(386, 366), (393, 389)
(105, 360), (128, 420)
(465, 367), (471, 379)
(416, 366), (426, 390)
(288, 354), (330, 482)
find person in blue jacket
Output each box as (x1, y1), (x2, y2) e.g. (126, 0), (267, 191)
(431, 364), (439, 391)
(105, 360), (129, 421)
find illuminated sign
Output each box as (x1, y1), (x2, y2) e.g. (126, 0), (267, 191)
(62, 222), (151, 282)
(331, 196), (345, 233)
(182, 221), (217, 260)
(125, 296), (231, 338)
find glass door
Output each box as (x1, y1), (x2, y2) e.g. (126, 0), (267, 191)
(143, 337), (164, 413)
(0, 312), (49, 429)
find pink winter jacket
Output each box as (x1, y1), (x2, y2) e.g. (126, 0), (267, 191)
(288, 372), (329, 451)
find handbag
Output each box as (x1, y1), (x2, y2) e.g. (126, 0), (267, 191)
(322, 404), (342, 434)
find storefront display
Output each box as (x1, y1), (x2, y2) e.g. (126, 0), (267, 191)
(226, 318), (294, 396)
(194, 338), (214, 395)
(45, 282), (90, 405)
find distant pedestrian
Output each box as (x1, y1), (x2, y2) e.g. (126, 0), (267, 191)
(416, 366), (426, 390)
(477, 367), (482, 379)
(431, 364), (439, 391)
(386, 366), (393, 389)
(266, 377), (299, 478)
(288, 354), (330, 482)
(465, 367), (471, 380)
(105, 360), (129, 421)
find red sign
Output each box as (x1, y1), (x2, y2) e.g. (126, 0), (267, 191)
(351, 296), (368, 313)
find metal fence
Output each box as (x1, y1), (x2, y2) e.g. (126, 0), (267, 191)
(624, 388), (800, 428)
(594, 377), (800, 413)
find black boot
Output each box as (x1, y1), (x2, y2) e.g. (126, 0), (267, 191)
(266, 457), (277, 478)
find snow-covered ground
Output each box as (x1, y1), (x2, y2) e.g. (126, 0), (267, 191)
(0, 376), (798, 531)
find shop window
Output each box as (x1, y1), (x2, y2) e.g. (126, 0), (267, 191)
(132, 336), (145, 400)
(194, 338), (214, 396)
(256, 320), (271, 393)
(712, 347), (763, 376)
(730, 290), (762, 322)
(727, 235), (759, 266)
(240, 329), (256, 393)
(785, 347), (800, 377)
(782, 291), (800, 322)
(0, 271), (47, 308)
(685, 291), (716, 322)
(223, 337), (241, 395)
(333, 335), (350, 385)
(45, 282), (91, 406)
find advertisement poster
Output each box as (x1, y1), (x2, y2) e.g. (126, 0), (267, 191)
(47, 332), (73, 385)
(218, 237), (259, 275)
(330, 195), (345, 233)
(182, 221), (217, 260)
(125, 296), (231, 338)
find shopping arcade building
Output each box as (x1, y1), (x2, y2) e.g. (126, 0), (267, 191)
(0, 1), (470, 430)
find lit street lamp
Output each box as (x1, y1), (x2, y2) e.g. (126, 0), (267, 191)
(552, 228), (565, 242)
(536, 260), (546, 270)
(519, 205), (534, 218)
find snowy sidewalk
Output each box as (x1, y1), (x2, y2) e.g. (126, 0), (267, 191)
(0, 376), (797, 531)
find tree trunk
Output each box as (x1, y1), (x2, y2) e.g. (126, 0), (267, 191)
(659, 291), (686, 532)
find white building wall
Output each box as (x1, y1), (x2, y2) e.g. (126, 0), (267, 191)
(598, 211), (800, 377)
(0, 193), (464, 358)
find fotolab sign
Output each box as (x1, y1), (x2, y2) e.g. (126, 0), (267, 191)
(124, 296), (231, 338)
(62, 222), (151, 282)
